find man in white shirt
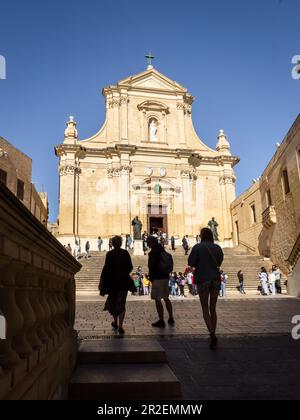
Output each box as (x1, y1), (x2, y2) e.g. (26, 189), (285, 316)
(268, 269), (276, 296)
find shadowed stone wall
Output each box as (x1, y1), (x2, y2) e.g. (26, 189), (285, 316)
(0, 183), (81, 400)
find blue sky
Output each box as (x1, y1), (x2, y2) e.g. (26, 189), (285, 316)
(0, 0), (299, 222)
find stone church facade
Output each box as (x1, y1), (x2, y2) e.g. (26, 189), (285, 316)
(55, 66), (239, 250)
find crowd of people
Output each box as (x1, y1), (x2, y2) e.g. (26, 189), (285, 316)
(96, 226), (286, 350)
(258, 266), (282, 296)
(65, 235), (283, 299)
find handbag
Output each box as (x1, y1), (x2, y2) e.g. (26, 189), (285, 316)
(203, 243), (222, 281)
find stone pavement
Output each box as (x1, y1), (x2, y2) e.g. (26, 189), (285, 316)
(75, 296), (300, 399)
(158, 335), (300, 400)
(75, 295), (298, 338)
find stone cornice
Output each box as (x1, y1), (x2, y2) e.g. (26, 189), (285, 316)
(137, 100), (170, 114)
(54, 143), (239, 166)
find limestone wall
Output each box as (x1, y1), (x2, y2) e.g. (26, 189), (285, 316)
(0, 183), (81, 400)
(231, 114), (300, 273)
(231, 181), (263, 253)
(0, 136), (48, 225)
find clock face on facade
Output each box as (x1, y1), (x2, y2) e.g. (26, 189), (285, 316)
(145, 167), (153, 176)
(159, 167), (167, 177)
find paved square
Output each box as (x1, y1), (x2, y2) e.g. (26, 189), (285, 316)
(76, 296), (300, 338)
(76, 296), (300, 400)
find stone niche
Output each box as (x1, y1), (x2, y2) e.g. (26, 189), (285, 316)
(137, 100), (169, 144)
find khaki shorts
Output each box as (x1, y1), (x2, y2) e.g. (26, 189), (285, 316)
(151, 279), (170, 300)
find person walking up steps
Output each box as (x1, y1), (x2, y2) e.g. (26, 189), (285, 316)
(147, 235), (175, 328)
(99, 236), (135, 335)
(188, 228), (224, 349)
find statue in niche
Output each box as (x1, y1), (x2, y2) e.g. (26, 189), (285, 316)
(149, 119), (158, 142)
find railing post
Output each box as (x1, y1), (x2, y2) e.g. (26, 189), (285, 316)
(0, 262), (23, 369)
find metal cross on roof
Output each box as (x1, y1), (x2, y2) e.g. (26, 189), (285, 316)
(145, 52), (155, 67)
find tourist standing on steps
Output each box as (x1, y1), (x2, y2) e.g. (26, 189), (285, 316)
(219, 271), (227, 298)
(97, 236), (103, 252)
(268, 268), (276, 295)
(273, 265), (282, 294)
(85, 241), (90, 259)
(171, 235), (176, 251)
(237, 270), (246, 294)
(259, 267), (269, 296)
(188, 228), (224, 349)
(182, 235), (189, 255)
(147, 235), (175, 328)
(142, 231), (148, 254)
(99, 236), (135, 335)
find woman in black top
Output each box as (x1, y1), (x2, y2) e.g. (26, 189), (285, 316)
(188, 228), (224, 349)
(99, 236), (134, 335)
(237, 270), (246, 294)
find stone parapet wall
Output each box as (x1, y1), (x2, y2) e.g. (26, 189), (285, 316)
(0, 183), (81, 400)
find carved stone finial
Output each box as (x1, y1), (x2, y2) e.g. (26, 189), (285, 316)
(216, 129), (231, 156)
(64, 116), (78, 142)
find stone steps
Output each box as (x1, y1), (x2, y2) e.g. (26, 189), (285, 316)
(75, 248), (285, 292)
(69, 339), (181, 400)
(78, 339), (167, 364)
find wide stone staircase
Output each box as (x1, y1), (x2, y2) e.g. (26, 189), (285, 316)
(75, 246), (283, 294)
(69, 339), (181, 399)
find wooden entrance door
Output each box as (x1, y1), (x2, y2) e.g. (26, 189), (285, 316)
(147, 205), (168, 235)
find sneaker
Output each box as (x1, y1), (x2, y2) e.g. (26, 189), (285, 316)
(168, 317), (175, 325)
(152, 320), (166, 328)
(111, 321), (118, 330)
(118, 327), (125, 335)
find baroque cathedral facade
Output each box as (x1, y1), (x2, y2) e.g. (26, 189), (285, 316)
(55, 65), (239, 250)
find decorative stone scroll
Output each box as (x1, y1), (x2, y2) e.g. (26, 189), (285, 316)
(177, 102), (191, 116)
(107, 165), (131, 178)
(59, 165), (81, 176)
(219, 175), (236, 185)
(108, 98), (129, 108)
(180, 170), (197, 181)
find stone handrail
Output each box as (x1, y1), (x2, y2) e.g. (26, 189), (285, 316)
(287, 233), (300, 271)
(0, 183), (81, 400)
(238, 239), (257, 254)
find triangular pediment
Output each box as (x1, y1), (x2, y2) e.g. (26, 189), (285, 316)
(118, 68), (187, 93)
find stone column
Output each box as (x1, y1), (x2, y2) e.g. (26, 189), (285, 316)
(181, 171), (194, 235)
(177, 103), (186, 145)
(120, 96), (128, 142)
(119, 166), (131, 235)
(58, 162), (77, 237)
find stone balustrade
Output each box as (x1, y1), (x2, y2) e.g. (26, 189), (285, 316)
(287, 233), (300, 271)
(287, 233), (300, 298)
(0, 183), (81, 400)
